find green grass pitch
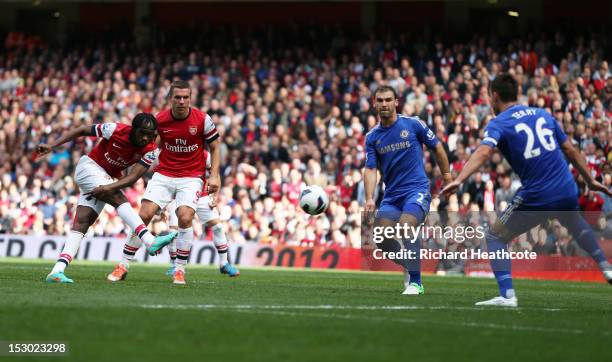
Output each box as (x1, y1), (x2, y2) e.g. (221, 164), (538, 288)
(0, 259), (610, 362)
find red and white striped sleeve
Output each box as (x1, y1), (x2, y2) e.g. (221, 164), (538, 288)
(91, 123), (118, 140)
(203, 114), (219, 143)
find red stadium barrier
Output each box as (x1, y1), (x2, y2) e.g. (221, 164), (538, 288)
(464, 256), (610, 283)
(227, 244), (363, 270)
(358, 242), (611, 283)
(1, 234), (609, 282)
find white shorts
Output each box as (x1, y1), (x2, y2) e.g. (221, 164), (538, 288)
(143, 172), (203, 211)
(167, 195), (220, 227)
(74, 156), (114, 215)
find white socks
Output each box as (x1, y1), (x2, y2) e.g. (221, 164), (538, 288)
(51, 230), (84, 274)
(211, 223), (229, 266)
(168, 239), (177, 265)
(116, 203), (155, 248)
(175, 227), (193, 271)
(120, 234), (142, 269)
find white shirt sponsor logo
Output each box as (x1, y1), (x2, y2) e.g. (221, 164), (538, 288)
(104, 152), (129, 167)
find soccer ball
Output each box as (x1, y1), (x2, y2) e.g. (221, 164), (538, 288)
(299, 185), (329, 215)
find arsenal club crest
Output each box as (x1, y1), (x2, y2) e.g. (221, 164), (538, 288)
(189, 126), (197, 135)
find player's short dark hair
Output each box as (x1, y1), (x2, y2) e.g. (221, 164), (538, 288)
(167, 80), (191, 99)
(490, 74), (518, 102)
(132, 113), (157, 131)
(374, 85), (398, 100)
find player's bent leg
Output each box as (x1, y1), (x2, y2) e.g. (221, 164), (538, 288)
(71, 164), (111, 282)
(477, 201), (542, 307)
(108, 199), (161, 282)
(478, 230), (516, 306)
(166, 227), (178, 277)
(100, 191), (177, 252)
(140, 200), (177, 256)
(171, 178), (203, 284)
(207, 218), (240, 277)
(374, 203), (417, 294)
(173, 205), (196, 285)
(47, 206), (98, 284)
(478, 221), (523, 306)
(559, 211), (612, 283)
(399, 206), (426, 295)
(165, 201), (179, 276)
(374, 217), (407, 268)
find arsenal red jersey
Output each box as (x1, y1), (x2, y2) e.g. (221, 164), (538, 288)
(88, 123), (158, 178)
(155, 108), (218, 178)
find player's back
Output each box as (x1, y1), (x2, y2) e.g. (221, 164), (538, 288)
(483, 105), (576, 206)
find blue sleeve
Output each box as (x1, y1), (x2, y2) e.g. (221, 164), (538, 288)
(481, 120), (502, 148)
(550, 115), (568, 144)
(365, 133), (378, 169)
(415, 118), (439, 149)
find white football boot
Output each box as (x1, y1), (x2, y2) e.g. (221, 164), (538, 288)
(603, 269), (612, 284)
(475, 295), (518, 307)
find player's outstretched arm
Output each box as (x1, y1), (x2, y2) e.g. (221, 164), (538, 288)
(441, 145), (493, 197)
(432, 143), (452, 186)
(37, 125), (94, 156)
(560, 140), (612, 197)
(85, 163), (150, 199)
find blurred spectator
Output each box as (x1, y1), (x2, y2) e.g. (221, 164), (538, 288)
(579, 188), (605, 229)
(0, 25), (609, 253)
(495, 175), (514, 211)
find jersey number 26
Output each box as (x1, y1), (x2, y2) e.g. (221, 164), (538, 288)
(514, 117), (556, 159)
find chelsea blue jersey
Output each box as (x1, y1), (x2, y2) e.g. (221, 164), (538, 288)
(365, 115), (439, 198)
(481, 104), (577, 206)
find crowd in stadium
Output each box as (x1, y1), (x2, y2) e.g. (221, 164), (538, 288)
(0, 25), (610, 255)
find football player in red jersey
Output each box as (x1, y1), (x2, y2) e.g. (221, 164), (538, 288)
(108, 81), (221, 285)
(38, 113), (178, 283)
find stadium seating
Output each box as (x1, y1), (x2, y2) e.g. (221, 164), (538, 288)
(0, 25), (610, 255)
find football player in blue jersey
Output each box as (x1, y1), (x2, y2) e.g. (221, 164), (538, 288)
(442, 74), (612, 307)
(364, 85), (452, 295)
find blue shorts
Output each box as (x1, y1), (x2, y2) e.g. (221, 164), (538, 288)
(376, 191), (431, 223)
(494, 194), (581, 241)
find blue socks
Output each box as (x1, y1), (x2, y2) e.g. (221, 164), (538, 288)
(565, 216), (608, 267)
(404, 238), (421, 286)
(486, 233), (514, 298)
(377, 237), (422, 286)
(379, 238), (409, 269)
